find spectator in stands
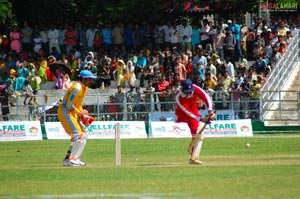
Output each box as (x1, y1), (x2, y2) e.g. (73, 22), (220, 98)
(239, 77), (251, 119)
(228, 81), (240, 119)
(214, 83), (229, 110)
(28, 89), (38, 121)
(223, 28), (236, 66)
(132, 87), (142, 120)
(23, 80), (33, 105)
(164, 85), (175, 111)
(143, 79), (156, 114)
(157, 74), (170, 111)
(115, 85), (125, 120)
(48, 24), (61, 54)
(9, 25), (21, 54)
(213, 26), (225, 61)
(65, 25), (77, 56)
(20, 21), (33, 54)
(0, 72), (12, 121)
(249, 79), (261, 119)
(246, 28), (255, 61)
(135, 51), (147, 87)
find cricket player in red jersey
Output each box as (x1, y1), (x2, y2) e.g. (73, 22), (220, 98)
(175, 78), (215, 165)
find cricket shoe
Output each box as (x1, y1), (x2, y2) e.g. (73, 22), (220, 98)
(63, 159), (81, 166)
(75, 159), (86, 166)
(189, 158), (203, 165)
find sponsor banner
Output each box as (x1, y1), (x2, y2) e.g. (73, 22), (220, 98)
(150, 122), (191, 138)
(0, 121), (42, 141)
(45, 121), (147, 139)
(150, 119), (253, 138)
(260, 2), (298, 12)
(149, 110), (234, 122)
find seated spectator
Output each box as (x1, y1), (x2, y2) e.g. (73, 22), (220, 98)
(124, 60), (136, 88)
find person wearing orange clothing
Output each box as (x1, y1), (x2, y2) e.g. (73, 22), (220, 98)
(58, 70), (97, 166)
(65, 25), (77, 56)
(175, 79), (215, 165)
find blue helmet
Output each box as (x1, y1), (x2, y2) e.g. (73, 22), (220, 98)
(181, 78), (194, 92)
(79, 70), (97, 79)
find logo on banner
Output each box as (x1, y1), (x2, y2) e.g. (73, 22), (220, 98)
(240, 125), (250, 132)
(172, 125), (181, 134)
(29, 126), (39, 136)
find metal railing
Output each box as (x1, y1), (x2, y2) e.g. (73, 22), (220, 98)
(1, 91), (299, 124)
(260, 30), (300, 121)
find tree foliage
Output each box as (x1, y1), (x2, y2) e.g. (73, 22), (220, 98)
(6, 0), (299, 29)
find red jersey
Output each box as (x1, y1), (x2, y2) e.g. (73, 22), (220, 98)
(175, 84), (213, 123)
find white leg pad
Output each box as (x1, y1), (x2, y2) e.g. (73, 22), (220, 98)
(70, 136), (87, 159)
(191, 140), (203, 159)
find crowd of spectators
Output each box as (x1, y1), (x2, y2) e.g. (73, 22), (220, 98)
(0, 16), (299, 121)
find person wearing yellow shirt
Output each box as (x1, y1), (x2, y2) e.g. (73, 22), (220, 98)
(58, 70), (96, 166)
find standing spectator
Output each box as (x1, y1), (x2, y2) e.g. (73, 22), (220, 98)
(20, 21), (33, 53)
(191, 23), (201, 54)
(86, 23), (97, 51)
(40, 24), (49, 54)
(132, 24), (143, 52)
(132, 87), (142, 120)
(48, 24), (61, 54)
(9, 26), (21, 54)
(0, 74), (12, 121)
(240, 21), (248, 56)
(164, 86), (175, 111)
(153, 24), (164, 50)
(28, 89), (38, 121)
(239, 77), (251, 119)
(249, 79), (261, 119)
(23, 79), (33, 105)
(112, 22), (125, 49)
(223, 28), (236, 65)
(102, 23), (113, 54)
(179, 19), (193, 53)
(93, 30), (103, 52)
(65, 25), (77, 56)
(200, 19), (211, 49)
(214, 83), (229, 109)
(115, 85), (125, 121)
(229, 19), (242, 61)
(228, 82), (240, 119)
(169, 22), (180, 50)
(144, 24), (153, 51)
(246, 28), (255, 61)
(124, 23), (134, 51)
(58, 23), (67, 55)
(143, 80), (156, 114)
(157, 74), (170, 111)
(213, 26), (225, 61)
(33, 33), (42, 54)
(159, 20), (170, 50)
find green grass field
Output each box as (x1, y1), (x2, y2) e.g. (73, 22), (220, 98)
(0, 136), (300, 199)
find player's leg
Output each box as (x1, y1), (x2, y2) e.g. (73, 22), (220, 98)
(70, 131), (88, 166)
(58, 107), (83, 166)
(189, 120), (207, 165)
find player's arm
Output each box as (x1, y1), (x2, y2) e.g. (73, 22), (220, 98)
(66, 83), (82, 115)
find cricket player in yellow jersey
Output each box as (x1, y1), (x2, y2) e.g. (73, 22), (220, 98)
(58, 70), (97, 166)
